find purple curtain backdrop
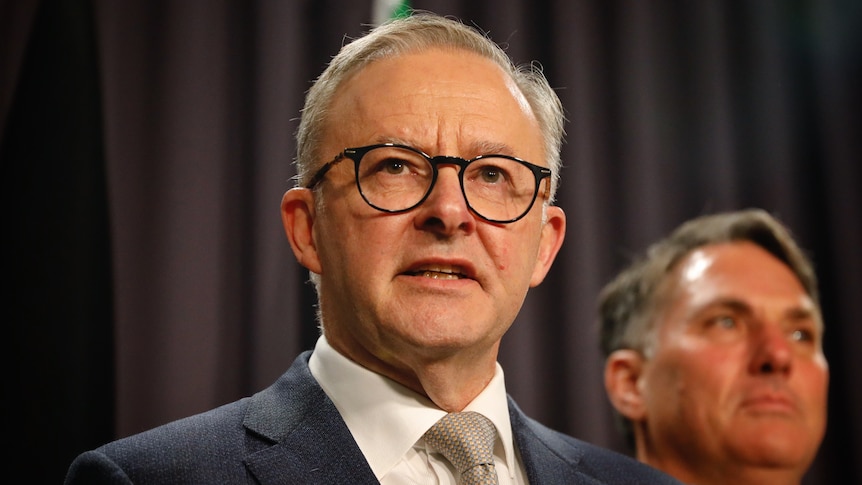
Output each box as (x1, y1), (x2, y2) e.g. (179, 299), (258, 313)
(4, 0), (860, 482)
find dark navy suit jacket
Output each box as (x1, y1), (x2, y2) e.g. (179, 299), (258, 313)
(65, 351), (681, 484)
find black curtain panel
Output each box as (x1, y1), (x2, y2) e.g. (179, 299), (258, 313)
(3, 1), (859, 483)
(2, 0), (114, 482)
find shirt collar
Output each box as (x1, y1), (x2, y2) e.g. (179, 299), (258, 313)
(308, 335), (516, 480)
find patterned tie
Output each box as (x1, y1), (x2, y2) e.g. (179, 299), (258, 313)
(423, 411), (499, 485)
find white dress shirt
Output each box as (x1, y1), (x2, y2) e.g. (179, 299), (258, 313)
(308, 336), (528, 484)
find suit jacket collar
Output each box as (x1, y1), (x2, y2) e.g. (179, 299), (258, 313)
(509, 396), (590, 484)
(240, 351), (609, 485)
(242, 351), (379, 484)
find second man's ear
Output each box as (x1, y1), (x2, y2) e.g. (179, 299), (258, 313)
(604, 349), (648, 421)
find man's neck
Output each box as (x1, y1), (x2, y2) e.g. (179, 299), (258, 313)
(326, 329), (499, 412)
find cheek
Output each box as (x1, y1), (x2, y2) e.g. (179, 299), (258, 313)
(318, 211), (390, 272)
(797, 360), (830, 410)
(489, 225), (542, 274)
(495, 245), (509, 271)
(476, 227), (513, 272)
(645, 346), (731, 406)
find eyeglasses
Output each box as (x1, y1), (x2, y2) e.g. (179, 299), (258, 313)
(305, 143), (552, 223)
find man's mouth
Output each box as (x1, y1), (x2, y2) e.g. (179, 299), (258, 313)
(740, 390), (799, 415)
(405, 265), (468, 280)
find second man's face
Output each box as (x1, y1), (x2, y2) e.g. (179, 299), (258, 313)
(640, 241), (828, 478)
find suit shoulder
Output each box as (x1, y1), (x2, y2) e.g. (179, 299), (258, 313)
(510, 402), (682, 484)
(64, 397), (255, 484)
(65, 353), (321, 484)
(565, 437), (682, 484)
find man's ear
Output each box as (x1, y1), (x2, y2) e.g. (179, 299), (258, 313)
(604, 349), (647, 421)
(281, 187), (323, 274)
(530, 205), (566, 286)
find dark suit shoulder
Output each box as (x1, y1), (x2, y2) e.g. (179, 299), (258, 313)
(508, 397), (682, 484)
(65, 352), (322, 484)
(65, 393), (257, 483)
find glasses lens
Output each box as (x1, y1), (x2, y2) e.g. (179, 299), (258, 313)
(463, 157), (538, 221)
(357, 146), (433, 212)
(355, 146), (541, 221)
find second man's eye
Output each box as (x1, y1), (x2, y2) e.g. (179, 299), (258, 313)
(715, 315), (737, 329)
(790, 328), (815, 343)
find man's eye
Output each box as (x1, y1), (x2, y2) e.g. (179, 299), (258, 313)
(479, 166), (504, 183)
(791, 328), (815, 342)
(714, 315), (737, 329)
(381, 159), (407, 174)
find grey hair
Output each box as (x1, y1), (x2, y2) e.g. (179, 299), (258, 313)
(294, 12), (565, 201)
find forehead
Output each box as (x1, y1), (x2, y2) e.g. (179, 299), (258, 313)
(323, 48), (543, 160)
(663, 241), (815, 314)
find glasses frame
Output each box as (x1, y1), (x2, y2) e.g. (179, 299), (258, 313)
(305, 143), (552, 223)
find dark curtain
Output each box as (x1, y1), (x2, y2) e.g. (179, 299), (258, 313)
(3, 0), (859, 483)
(2, 0), (114, 482)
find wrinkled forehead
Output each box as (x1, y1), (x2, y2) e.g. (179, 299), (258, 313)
(324, 48), (544, 160)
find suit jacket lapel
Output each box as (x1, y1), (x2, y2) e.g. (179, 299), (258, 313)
(242, 352), (379, 485)
(239, 353), (603, 484)
(509, 396), (590, 484)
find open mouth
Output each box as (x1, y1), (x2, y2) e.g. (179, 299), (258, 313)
(404, 265), (469, 280)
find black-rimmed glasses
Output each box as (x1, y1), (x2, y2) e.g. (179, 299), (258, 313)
(305, 143), (551, 223)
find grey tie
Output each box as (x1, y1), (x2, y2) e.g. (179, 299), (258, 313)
(423, 411), (500, 485)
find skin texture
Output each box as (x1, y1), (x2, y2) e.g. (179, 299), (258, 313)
(281, 48), (566, 412)
(605, 241), (829, 485)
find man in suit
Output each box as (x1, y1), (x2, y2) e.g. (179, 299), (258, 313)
(600, 209), (829, 485)
(66, 13), (680, 484)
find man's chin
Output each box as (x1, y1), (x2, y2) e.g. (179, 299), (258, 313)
(728, 426), (819, 469)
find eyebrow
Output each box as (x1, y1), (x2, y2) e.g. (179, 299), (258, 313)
(785, 306), (824, 331)
(470, 140), (517, 157)
(695, 297), (823, 331)
(688, 298), (753, 324)
(373, 137), (518, 158)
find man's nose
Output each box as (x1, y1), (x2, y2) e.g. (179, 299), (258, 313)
(414, 164), (475, 233)
(749, 324), (793, 376)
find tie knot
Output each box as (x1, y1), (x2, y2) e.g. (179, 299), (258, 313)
(424, 411), (499, 484)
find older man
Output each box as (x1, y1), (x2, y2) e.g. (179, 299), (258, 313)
(66, 12), (680, 484)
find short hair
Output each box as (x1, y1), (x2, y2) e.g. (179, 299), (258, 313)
(294, 12), (565, 202)
(598, 208), (820, 447)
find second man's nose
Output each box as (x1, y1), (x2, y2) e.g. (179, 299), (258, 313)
(749, 325), (793, 376)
